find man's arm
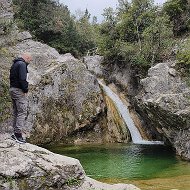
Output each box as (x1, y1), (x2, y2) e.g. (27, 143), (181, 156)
(19, 62), (28, 93)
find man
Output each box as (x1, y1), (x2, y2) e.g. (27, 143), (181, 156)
(9, 52), (32, 143)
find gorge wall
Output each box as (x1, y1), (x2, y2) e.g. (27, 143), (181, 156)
(84, 56), (190, 160)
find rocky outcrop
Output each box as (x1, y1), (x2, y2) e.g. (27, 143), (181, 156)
(0, 134), (140, 190)
(0, 37), (109, 144)
(83, 55), (105, 77)
(135, 62), (190, 160)
(84, 55), (140, 96)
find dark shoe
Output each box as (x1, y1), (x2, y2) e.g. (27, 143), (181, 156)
(11, 133), (26, 144)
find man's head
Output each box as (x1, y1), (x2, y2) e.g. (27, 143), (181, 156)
(21, 52), (32, 64)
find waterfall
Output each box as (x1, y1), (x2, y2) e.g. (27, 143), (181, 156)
(99, 80), (164, 145)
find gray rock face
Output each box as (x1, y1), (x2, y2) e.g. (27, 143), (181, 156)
(0, 0), (13, 20)
(0, 0), (14, 44)
(135, 62), (190, 160)
(16, 31), (32, 42)
(5, 39), (107, 144)
(83, 55), (105, 77)
(0, 138), (85, 190)
(0, 135), (140, 190)
(84, 55), (139, 96)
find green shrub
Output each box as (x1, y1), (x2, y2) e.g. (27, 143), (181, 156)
(176, 38), (190, 75)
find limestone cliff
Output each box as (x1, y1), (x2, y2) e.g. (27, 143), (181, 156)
(9, 38), (107, 144)
(1, 38), (106, 145)
(135, 62), (190, 160)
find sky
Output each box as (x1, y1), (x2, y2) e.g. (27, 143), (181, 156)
(59, 0), (166, 22)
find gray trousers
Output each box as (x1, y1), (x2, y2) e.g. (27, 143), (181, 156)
(9, 87), (27, 134)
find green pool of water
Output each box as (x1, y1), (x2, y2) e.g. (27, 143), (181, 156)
(46, 143), (190, 190)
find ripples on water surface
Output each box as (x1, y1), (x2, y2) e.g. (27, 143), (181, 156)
(47, 143), (190, 190)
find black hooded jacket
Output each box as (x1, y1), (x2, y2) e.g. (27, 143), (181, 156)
(10, 58), (29, 93)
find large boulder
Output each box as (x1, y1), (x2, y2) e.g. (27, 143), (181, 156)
(0, 134), (140, 190)
(1, 36), (130, 145)
(3, 39), (107, 145)
(135, 62), (190, 160)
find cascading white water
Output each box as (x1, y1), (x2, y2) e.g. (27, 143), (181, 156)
(99, 80), (164, 145)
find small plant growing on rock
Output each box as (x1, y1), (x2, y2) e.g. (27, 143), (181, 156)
(65, 177), (81, 186)
(0, 78), (11, 123)
(2, 176), (15, 189)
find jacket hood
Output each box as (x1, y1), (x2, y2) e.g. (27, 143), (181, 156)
(13, 57), (25, 64)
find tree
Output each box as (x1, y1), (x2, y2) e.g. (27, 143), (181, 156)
(92, 16), (98, 25)
(97, 7), (119, 62)
(102, 7), (116, 24)
(142, 12), (173, 64)
(117, 0), (130, 15)
(163, 0), (190, 36)
(96, 0), (173, 70)
(74, 9), (97, 55)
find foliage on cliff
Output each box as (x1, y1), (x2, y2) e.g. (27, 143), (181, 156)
(163, 0), (190, 80)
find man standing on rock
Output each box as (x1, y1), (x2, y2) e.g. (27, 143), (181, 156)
(9, 52), (32, 143)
